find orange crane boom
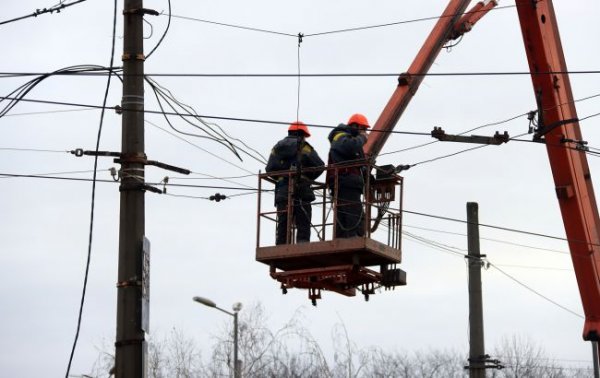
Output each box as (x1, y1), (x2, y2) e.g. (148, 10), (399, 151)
(364, 0), (600, 341)
(516, 0), (600, 341)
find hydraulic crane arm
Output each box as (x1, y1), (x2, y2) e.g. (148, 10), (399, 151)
(516, 0), (600, 341)
(364, 0), (498, 158)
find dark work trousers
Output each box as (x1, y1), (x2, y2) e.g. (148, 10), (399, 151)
(276, 199), (312, 245)
(334, 186), (365, 238)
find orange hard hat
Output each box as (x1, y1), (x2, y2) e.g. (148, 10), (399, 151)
(288, 121), (311, 137)
(347, 113), (370, 128)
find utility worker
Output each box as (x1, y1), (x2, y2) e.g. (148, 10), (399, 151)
(327, 113), (370, 238)
(266, 122), (325, 245)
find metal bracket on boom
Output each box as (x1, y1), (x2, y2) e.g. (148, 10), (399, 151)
(431, 127), (509, 145)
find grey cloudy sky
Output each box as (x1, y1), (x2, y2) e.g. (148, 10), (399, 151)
(1, 0), (599, 376)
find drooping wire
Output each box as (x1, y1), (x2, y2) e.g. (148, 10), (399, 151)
(166, 5), (515, 39)
(403, 224), (568, 255)
(0, 65), (119, 119)
(169, 14), (296, 37)
(145, 76), (268, 164)
(402, 230), (581, 318)
(146, 0), (171, 60)
(488, 262), (582, 318)
(145, 119), (255, 174)
(64, 1), (117, 376)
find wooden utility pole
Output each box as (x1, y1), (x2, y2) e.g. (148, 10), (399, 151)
(467, 202), (485, 378)
(115, 0), (147, 377)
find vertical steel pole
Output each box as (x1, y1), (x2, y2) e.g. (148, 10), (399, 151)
(467, 202), (485, 378)
(115, 1), (146, 377)
(234, 312), (240, 378)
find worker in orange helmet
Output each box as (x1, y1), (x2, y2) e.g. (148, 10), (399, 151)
(327, 113), (370, 238)
(266, 121), (325, 245)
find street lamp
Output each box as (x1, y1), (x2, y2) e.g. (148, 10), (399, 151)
(193, 296), (242, 378)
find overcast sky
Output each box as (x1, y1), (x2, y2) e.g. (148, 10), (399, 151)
(2, 1), (600, 377)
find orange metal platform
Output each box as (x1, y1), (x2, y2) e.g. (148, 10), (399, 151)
(256, 236), (402, 272)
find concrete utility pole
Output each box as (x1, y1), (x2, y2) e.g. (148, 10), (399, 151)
(467, 202), (485, 378)
(593, 341), (599, 378)
(115, 0), (147, 377)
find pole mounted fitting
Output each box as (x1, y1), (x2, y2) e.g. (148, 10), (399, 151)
(70, 147), (191, 192)
(122, 8), (159, 16)
(431, 126), (509, 145)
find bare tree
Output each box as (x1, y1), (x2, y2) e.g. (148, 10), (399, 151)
(489, 335), (593, 378)
(85, 311), (594, 378)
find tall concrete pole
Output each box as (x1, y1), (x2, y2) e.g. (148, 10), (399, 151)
(467, 202), (485, 378)
(593, 341), (599, 378)
(115, 1), (147, 377)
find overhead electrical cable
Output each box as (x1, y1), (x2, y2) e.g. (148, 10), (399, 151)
(0, 169), (108, 179)
(0, 172), (266, 192)
(0, 147), (69, 153)
(166, 5), (516, 39)
(170, 173), (256, 180)
(145, 0), (171, 60)
(2, 69), (600, 78)
(0, 66), (117, 119)
(170, 14), (295, 37)
(64, 1), (117, 376)
(403, 224), (568, 255)
(493, 263), (571, 272)
(488, 262), (583, 318)
(1, 108), (97, 117)
(399, 207), (600, 247)
(404, 231), (581, 318)
(0, 0), (88, 27)
(145, 76), (268, 164)
(304, 5), (516, 37)
(145, 119), (255, 175)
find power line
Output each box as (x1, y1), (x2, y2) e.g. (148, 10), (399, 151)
(65, 1), (116, 375)
(1, 108), (96, 117)
(399, 207), (597, 246)
(0, 0), (88, 27)
(166, 5), (516, 39)
(0, 95), (433, 136)
(145, 0), (171, 60)
(0, 169), (106, 179)
(0, 172), (266, 192)
(403, 224), (569, 255)
(404, 230), (582, 318)
(0, 147), (69, 153)
(170, 14), (296, 37)
(145, 119), (256, 175)
(5, 70), (600, 78)
(488, 262), (583, 319)
(493, 263), (571, 272)
(304, 5), (516, 37)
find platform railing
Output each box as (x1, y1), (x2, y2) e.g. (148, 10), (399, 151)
(257, 162), (403, 251)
